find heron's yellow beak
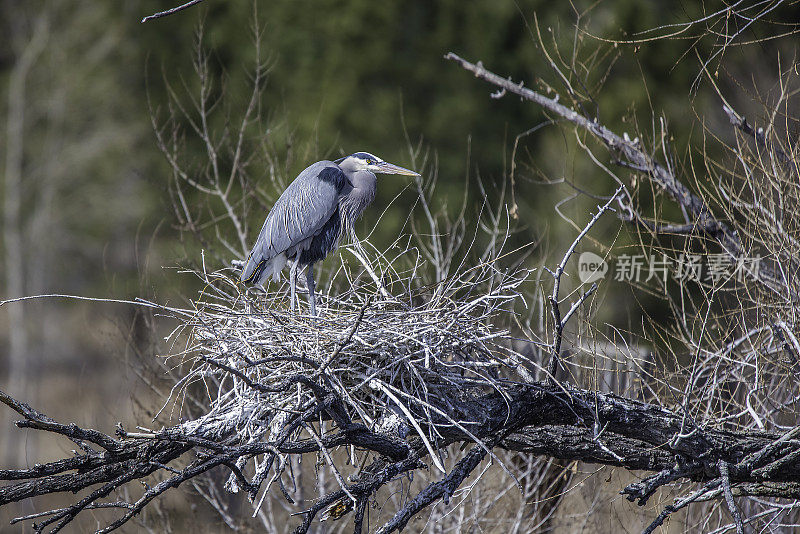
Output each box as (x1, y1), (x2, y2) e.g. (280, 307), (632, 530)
(375, 161), (420, 176)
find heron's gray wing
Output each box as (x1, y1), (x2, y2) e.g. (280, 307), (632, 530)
(241, 161), (346, 283)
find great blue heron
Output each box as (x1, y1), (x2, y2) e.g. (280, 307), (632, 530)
(240, 152), (420, 315)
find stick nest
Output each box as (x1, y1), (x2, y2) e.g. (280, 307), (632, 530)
(163, 246), (532, 488)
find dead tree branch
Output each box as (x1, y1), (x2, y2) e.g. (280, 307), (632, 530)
(547, 186), (621, 379)
(444, 52), (789, 297)
(141, 0), (206, 23)
(4, 360), (800, 531)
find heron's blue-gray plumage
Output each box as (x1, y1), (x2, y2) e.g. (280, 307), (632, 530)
(241, 161), (347, 285)
(240, 151), (419, 315)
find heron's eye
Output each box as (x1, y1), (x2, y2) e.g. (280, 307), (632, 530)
(366, 159), (373, 165)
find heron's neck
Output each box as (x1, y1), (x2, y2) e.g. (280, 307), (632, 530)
(339, 170), (376, 241)
(346, 170), (377, 217)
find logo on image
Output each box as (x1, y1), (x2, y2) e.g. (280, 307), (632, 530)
(578, 251), (608, 283)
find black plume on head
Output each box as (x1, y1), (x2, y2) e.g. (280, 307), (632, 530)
(335, 152), (380, 165)
(352, 151), (379, 161)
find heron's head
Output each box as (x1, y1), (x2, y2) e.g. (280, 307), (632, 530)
(336, 152), (420, 176)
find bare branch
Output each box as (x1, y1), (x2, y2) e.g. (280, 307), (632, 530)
(141, 0), (206, 23)
(548, 187), (622, 379)
(444, 52), (791, 297)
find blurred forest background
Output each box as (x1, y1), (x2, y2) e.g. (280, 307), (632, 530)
(1, 0), (798, 532)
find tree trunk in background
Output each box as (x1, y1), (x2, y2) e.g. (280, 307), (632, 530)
(2, 12), (49, 467)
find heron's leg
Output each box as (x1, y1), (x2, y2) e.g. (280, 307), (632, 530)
(306, 264), (317, 317)
(289, 257), (300, 313)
